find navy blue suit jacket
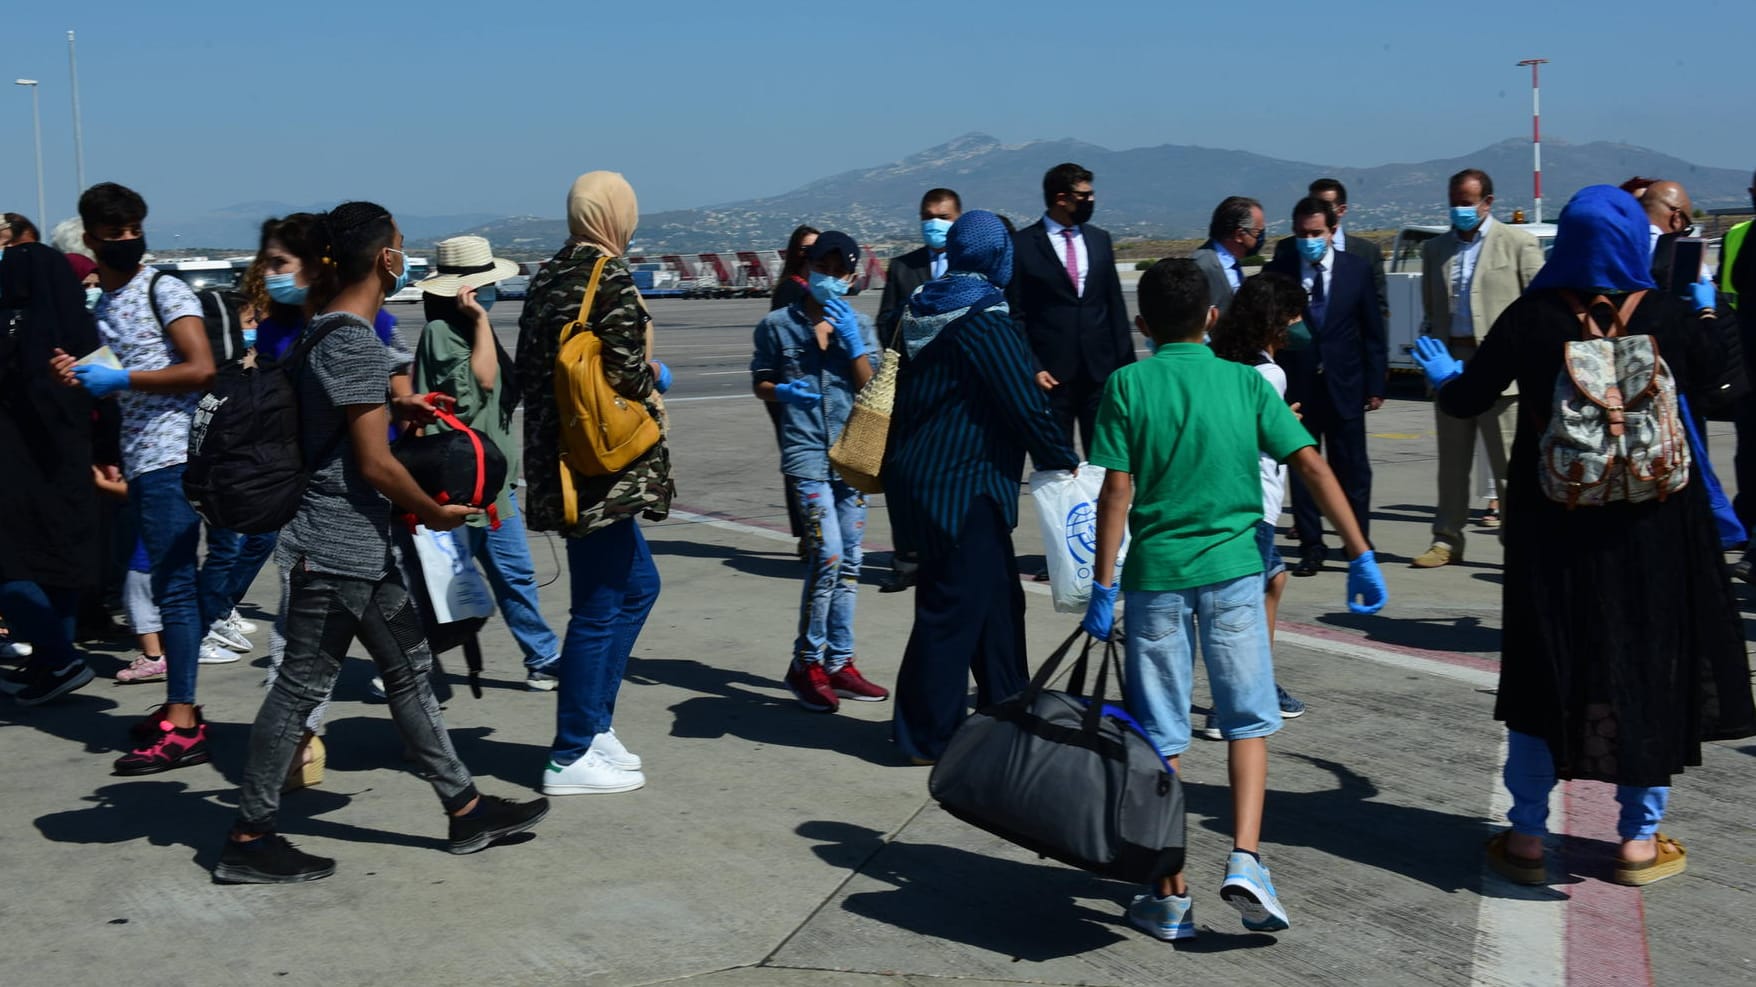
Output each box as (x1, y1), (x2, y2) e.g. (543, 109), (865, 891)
(1265, 248), (1388, 421)
(1006, 221), (1135, 385)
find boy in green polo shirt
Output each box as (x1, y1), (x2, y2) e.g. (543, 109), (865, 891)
(1080, 258), (1386, 942)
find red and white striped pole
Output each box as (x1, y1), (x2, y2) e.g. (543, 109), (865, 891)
(1518, 59), (1549, 223)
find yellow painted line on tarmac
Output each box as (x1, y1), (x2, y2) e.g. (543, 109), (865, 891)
(1372, 432), (1427, 439)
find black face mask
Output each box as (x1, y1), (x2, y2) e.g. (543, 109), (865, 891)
(1069, 200), (1095, 226)
(95, 236), (147, 272)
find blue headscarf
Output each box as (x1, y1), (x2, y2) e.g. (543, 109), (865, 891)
(899, 210), (1012, 356)
(1526, 185), (1658, 294)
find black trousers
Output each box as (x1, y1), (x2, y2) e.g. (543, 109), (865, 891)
(1288, 383), (1372, 550)
(892, 499), (1029, 761)
(764, 400), (806, 538)
(1046, 376), (1105, 461)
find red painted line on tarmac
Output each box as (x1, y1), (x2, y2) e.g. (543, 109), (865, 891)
(1562, 782), (1655, 986)
(1278, 618), (1502, 676)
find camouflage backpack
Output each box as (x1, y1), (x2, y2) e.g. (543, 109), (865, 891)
(1538, 289), (1691, 508)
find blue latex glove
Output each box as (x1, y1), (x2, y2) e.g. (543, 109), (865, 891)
(72, 363), (131, 398)
(1082, 582), (1118, 640)
(822, 297), (867, 359)
(652, 361), (673, 394)
(1346, 550), (1388, 614)
(773, 379), (822, 408)
(1688, 277), (1717, 313)
(1411, 336), (1464, 390)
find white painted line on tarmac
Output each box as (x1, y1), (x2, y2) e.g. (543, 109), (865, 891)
(696, 370), (749, 376)
(1470, 731), (1567, 987)
(664, 394), (755, 404)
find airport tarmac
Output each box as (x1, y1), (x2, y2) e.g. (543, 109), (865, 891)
(1, 293), (1752, 986)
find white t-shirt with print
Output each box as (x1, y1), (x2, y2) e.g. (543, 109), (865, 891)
(1256, 355), (1289, 522)
(96, 267), (204, 480)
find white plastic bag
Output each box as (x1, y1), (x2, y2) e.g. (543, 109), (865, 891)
(409, 525), (494, 624)
(1029, 464), (1129, 613)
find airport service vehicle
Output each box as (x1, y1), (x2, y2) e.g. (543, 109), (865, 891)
(496, 275), (529, 300)
(149, 257), (252, 291)
(1383, 223), (1557, 373)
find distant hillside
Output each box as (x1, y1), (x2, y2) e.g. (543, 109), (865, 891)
(446, 133), (1749, 253)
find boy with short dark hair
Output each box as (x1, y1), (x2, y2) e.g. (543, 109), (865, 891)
(1081, 258), (1386, 941)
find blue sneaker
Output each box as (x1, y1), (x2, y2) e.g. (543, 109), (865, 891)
(1276, 685), (1306, 718)
(1220, 851), (1290, 931)
(1127, 892), (1197, 941)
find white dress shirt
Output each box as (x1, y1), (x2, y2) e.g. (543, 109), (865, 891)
(1043, 213), (1089, 296)
(1333, 226), (1348, 253)
(1300, 243), (1335, 302)
(929, 250), (947, 279)
(1452, 215), (1494, 336)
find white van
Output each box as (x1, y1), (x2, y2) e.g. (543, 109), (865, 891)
(1383, 223), (1558, 372)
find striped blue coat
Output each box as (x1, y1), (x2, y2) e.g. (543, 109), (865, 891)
(883, 307), (1078, 561)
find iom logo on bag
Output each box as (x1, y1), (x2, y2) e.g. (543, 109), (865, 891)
(1065, 501), (1098, 579)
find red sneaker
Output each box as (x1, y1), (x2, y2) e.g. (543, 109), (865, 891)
(131, 704), (205, 743)
(828, 662), (890, 702)
(115, 720), (210, 776)
(784, 661), (839, 712)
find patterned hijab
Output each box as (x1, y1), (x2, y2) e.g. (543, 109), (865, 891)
(899, 210), (1013, 357)
(1526, 185), (1658, 295)
(567, 171), (638, 258)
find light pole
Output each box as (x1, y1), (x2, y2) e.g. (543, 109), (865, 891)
(68, 31), (86, 197)
(1517, 58), (1549, 224)
(15, 79), (46, 227)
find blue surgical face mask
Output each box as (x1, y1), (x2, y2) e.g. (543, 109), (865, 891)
(265, 272), (308, 305)
(84, 286), (101, 311)
(386, 248), (410, 295)
(1295, 236), (1328, 263)
(1284, 319), (1312, 350)
(922, 218), (952, 250)
(474, 285), (497, 311)
(1450, 205), (1484, 233)
(808, 270), (851, 303)
(242, 328), (258, 349)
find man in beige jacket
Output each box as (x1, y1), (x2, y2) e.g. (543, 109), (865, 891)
(1414, 169), (1546, 568)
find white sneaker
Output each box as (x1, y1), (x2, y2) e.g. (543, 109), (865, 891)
(206, 620), (252, 653)
(198, 639), (241, 664)
(589, 728), (642, 771)
(227, 609), (259, 636)
(542, 749), (645, 795)
(0, 640), (33, 660)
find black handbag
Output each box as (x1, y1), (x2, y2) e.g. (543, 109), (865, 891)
(929, 630), (1186, 884)
(390, 395), (509, 525)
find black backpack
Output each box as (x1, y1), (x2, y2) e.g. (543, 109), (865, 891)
(148, 271), (248, 366)
(390, 398), (509, 525)
(182, 322), (345, 533)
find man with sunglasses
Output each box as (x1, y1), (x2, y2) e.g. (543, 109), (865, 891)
(1008, 163), (1135, 455)
(1193, 197), (1267, 314)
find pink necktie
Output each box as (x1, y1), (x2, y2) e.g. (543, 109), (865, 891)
(1061, 228), (1080, 294)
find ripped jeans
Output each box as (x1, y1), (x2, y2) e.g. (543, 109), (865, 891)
(789, 476), (864, 671)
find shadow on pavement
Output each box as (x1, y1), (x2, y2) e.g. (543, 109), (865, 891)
(0, 688), (128, 755)
(1183, 753), (1490, 893)
(634, 658), (903, 766)
(652, 538), (802, 581)
(1317, 611), (1501, 654)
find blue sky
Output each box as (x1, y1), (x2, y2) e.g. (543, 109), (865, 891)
(3, 0), (1753, 229)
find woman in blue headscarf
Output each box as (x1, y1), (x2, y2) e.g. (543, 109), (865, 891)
(1420, 185), (1754, 887)
(883, 210), (1079, 763)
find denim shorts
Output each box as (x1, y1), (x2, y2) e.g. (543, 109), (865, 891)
(1122, 573), (1281, 757)
(1255, 520), (1285, 588)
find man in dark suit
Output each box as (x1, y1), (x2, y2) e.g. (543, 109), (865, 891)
(1266, 196), (1388, 575)
(876, 188), (961, 347)
(1007, 162), (1135, 455)
(1191, 196), (1266, 314)
(1272, 178), (1388, 324)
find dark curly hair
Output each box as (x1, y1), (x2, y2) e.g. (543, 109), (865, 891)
(1211, 272), (1307, 364)
(239, 212), (324, 322)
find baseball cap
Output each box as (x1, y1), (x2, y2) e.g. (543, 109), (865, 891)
(804, 230), (860, 272)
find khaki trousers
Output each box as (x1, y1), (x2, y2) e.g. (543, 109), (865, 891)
(1433, 339), (1515, 552)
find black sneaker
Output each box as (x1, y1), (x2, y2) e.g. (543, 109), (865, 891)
(13, 659), (95, 706)
(447, 795), (550, 855)
(213, 833), (337, 884)
(0, 664), (34, 695)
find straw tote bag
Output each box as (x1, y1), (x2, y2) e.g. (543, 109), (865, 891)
(828, 347), (899, 494)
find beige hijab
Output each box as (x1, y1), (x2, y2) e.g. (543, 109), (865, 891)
(567, 171), (638, 258)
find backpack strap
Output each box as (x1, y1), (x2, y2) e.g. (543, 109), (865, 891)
(292, 319), (355, 471)
(1561, 289), (1648, 339)
(557, 255), (611, 527)
(147, 271), (168, 329)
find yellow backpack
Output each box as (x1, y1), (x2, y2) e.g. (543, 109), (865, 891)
(554, 256), (660, 525)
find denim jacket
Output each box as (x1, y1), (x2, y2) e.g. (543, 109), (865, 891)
(750, 303), (882, 481)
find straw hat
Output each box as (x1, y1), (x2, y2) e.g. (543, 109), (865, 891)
(413, 235), (520, 297)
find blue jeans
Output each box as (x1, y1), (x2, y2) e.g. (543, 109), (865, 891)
(554, 520), (659, 764)
(790, 476), (864, 670)
(0, 579), (79, 673)
(130, 464), (204, 705)
(459, 499), (560, 671)
(1123, 574), (1281, 757)
(1503, 730), (1670, 840)
(199, 525), (276, 625)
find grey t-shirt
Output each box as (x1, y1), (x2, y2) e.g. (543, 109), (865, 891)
(276, 313), (395, 580)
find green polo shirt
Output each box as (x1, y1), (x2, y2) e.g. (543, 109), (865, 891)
(1088, 343), (1313, 592)
(412, 318), (520, 527)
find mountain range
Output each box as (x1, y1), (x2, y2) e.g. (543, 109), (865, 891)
(165, 134), (1752, 254)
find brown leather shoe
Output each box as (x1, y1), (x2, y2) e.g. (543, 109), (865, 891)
(1411, 544), (1460, 568)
